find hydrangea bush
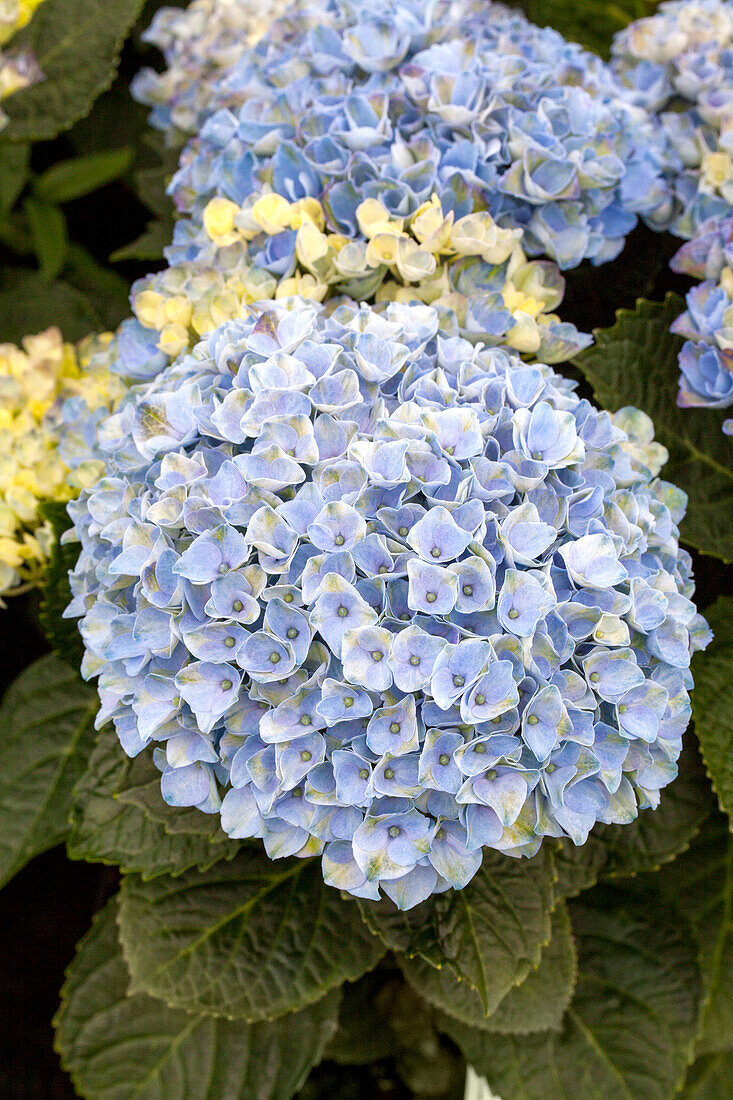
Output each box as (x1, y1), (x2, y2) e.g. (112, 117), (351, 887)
(66, 298), (709, 907)
(0, 2), (732, 1099)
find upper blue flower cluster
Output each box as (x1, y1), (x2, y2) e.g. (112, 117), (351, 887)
(66, 297), (710, 909)
(156, 0), (670, 273)
(612, 0), (733, 240)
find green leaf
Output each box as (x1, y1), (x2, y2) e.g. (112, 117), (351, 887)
(596, 737), (715, 878)
(117, 850), (385, 1021)
(656, 817), (733, 1058)
(691, 597), (733, 824)
(441, 886), (700, 1100)
(0, 267), (100, 343)
(682, 1052), (733, 1098)
(0, 143), (30, 214)
(68, 725), (240, 879)
(0, 656), (98, 888)
(38, 500), (85, 669)
(34, 148), (133, 204)
(412, 902), (576, 1034)
(24, 197), (68, 280)
(63, 244), (132, 331)
(365, 848), (557, 1017)
(552, 838), (608, 901)
(422, 897), (576, 1034)
(111, 217), (171, 262)
(573, 295), (733, 562)
(55, 897), (340, 1100)
(2, 0), (145, 142)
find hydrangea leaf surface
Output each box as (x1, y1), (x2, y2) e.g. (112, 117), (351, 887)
(2, 0), (146, 141)
(117, 848), (385, 1021)
(0, 655), (97, 888)
(440, 883), (700, 1100)
(408, 900), (576, 1034)
(656, 815), (733, 1058)
(691, 595), (733, 824)
(54, 896), (340, 1100)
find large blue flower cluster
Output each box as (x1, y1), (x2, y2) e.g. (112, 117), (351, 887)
(66, 297), (710, 909)
(159, 0), (670, 273)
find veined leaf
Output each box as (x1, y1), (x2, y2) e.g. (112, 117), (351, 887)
(412, 902), (576, 1034)
(362, 848), (556, 1016)
(117, 850), (385, 1021)
(657, 817), (733, 1058)
(0, 656), (97, 888)
(2, 0), (145, 141)
(441, 885), (700, 1100)
(691, 597), (733, 825)
(55, 897), (340, 1100)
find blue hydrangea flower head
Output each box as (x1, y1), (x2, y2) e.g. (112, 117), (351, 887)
(67, 297), (710, 909)
(137, 0), (670, 276)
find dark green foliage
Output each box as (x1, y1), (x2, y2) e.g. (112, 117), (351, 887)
(0, 655), (97, 888)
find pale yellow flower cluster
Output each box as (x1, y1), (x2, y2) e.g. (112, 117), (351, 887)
(0, 327), (123, 597)
(134, 261), (277, 358)
(135, 192), (568, 359)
